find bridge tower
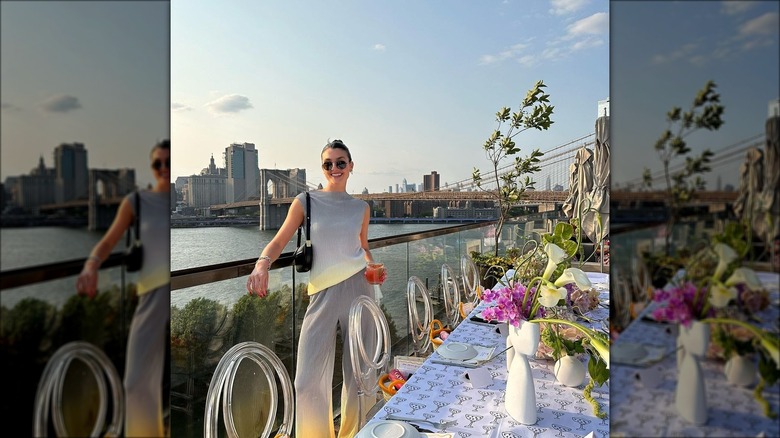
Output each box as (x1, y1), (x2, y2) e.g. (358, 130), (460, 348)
(258, 168), (307, 230)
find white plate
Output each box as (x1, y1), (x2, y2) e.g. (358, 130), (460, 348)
(612, 342), (648, 363)
(437, 342), (478, 360)
(356, 420), (421, 438)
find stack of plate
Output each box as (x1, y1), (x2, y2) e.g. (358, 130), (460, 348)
(436, 342), (478, 361)
(355, 420), (421, 438)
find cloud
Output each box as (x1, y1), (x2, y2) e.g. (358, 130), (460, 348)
(652, 42), (700, 64)
(39, 94), (82, 113)
(571, 36), (604, 51)
(566, 12), (608, 36)
(721, 1), (758, 15)
(373, 43), (386, 51)
(479, 41), (532, 65)
(1, 102), (22, 112)
(172, 102), (193, 112)
(549, 0), (588, 16)
(739, 12), (779, 37)
(205, 94), (253, 114)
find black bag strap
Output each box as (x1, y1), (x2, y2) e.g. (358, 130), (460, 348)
(126, 191), (141, 247)
(297, 192), (311, 247)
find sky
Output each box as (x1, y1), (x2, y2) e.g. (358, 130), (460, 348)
(1, 1), (169, 190)
(611, 0), (779, 190)
(172, 0), (609, 194)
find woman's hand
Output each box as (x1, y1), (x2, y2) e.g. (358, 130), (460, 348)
(76, 265), (99, 299)
(246, 263), (270, 298)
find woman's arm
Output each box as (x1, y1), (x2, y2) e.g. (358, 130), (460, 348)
(76, 196), (135, 297)
(361, 203), (374, 263)
(246, 198), (305, 297)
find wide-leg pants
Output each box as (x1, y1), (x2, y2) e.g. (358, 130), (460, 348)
(124, 284), (170, 437)
(294, 270), (373, 438)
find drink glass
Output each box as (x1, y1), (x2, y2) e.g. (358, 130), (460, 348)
(365, 262), (386, 285)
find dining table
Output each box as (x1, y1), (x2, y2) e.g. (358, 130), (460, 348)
(610, 271), (780, 437)
(359, 272), (611, 438)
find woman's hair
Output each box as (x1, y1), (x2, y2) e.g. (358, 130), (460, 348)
(321, 139), (351, 162)
(150, 139), (170, 158)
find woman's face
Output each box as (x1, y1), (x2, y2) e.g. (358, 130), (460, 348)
(321, 147), (353, 186)
(150, 147), (170, 184)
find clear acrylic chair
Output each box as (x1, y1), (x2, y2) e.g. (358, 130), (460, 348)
(204, 341), (294, 438)
(460, 255), (482, 314)
(349, 295), (392, 429)
(33, 341), (124, 438)
(407, 276), (434, 356)
(441, 263), (462, 328)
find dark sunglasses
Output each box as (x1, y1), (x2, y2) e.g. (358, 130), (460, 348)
(152, 158), (170, 170)
(322, 160), (348, 171)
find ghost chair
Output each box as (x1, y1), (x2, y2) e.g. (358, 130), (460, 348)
(348, 295), (393, 429)
(407, 276), (434, 357)
(204, 342), (294, 438)
(440, 263), (463, 329)
(33, 341), (124, 437)
(459, 255), (482, 318)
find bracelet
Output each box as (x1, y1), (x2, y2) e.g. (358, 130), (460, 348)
(256, 255), (271, 267)
(86, 255), (102, 264)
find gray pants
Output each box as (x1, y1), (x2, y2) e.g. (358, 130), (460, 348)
(124, 284), (169, 437)
(295, 270), (374, 438)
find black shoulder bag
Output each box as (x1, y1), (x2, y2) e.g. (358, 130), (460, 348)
(124, 191), (144, 272)
(293, 192), (313, 272)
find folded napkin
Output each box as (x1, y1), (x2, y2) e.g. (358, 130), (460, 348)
(611, 342), (669, 366)
(433, 344), (496, 367)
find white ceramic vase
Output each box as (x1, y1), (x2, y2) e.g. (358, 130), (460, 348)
(505, 321), (539, 425)
(675, 320), (709, 425)
(554, 354), (586, 387)
(724, 354), (756, 387)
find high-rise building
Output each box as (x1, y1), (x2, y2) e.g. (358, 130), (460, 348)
(17, 156), (56, 212)
(225, 143), (259, 202)
(54, 142), (88, 203)
(423, 171), (440, 192)
(187, 174), (227, 208)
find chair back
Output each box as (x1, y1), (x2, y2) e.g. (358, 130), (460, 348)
(348, 295), (392, 428)
(460, 255), (481, 305)
(33, 341), (123, 438)
(204, 342), (294, 438)
(407, 276), (433, 356)
(441, 263), (462, 328)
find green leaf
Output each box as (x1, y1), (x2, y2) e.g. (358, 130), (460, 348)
(587, 352), (610, 386)
(562, 240), (578, 257)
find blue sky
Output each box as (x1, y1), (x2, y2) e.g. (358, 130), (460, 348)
(611, 0), (779, 190)
(172, 0), (609, 194)
(1, 1), (169, 189)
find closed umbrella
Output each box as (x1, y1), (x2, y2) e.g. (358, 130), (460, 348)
(582, 115), (610, 244)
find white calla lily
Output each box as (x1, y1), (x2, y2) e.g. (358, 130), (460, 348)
(713, 242), (738, 280)
(538, 284), (567, 308)
(708, 282), (737, 308)
(554, 268), (592, 289)
(725, 267), (763, 291)
(760, 337), (780, 370)
(542, 243), (567, 280)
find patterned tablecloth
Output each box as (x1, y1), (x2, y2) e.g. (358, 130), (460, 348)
(610, 272), (780, 437)
(361, 272), (611, 438)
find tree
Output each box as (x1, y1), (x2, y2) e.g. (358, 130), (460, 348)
(643, 80), (724, 254)
(473, 80), (553, 255)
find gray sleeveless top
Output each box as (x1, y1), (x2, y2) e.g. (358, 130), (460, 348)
(296, 190), (368, 294)
(128, 190), (170, 294)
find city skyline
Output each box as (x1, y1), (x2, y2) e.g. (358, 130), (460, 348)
(611, 1), (779, 190)
(1, 1), (169, 190)
(172, 0), (608, 194)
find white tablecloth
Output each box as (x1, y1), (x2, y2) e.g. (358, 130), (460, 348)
(610, 272), (780, 437)
(362, 272), (611, 437)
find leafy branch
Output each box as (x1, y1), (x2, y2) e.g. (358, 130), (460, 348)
(473, 80), (553, 256)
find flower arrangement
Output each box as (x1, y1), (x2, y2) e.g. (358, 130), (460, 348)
(479, 222), (610, 418)
(651, 235), (780, 418)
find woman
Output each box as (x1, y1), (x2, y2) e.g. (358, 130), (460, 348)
(246, 139), (382, 437)
(76, 140), (170, 437)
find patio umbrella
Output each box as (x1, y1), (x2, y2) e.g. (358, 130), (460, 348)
(753, 114), (780, 246)
(733, 147), (764, 222)
(562, 146), (594, 224)
(581, 115), (610, 244)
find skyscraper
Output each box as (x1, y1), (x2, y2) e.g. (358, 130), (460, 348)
(423, 171), (440, 192)
(225, 143), (259, 202)
(54, 142), (88, 203)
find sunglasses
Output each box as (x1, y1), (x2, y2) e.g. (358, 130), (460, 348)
(322, 160), (348, 171)
(152, 158), (170, 170)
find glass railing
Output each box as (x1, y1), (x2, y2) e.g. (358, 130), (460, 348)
(0, 254), (143, 437)
(168, 216), (576, 436)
